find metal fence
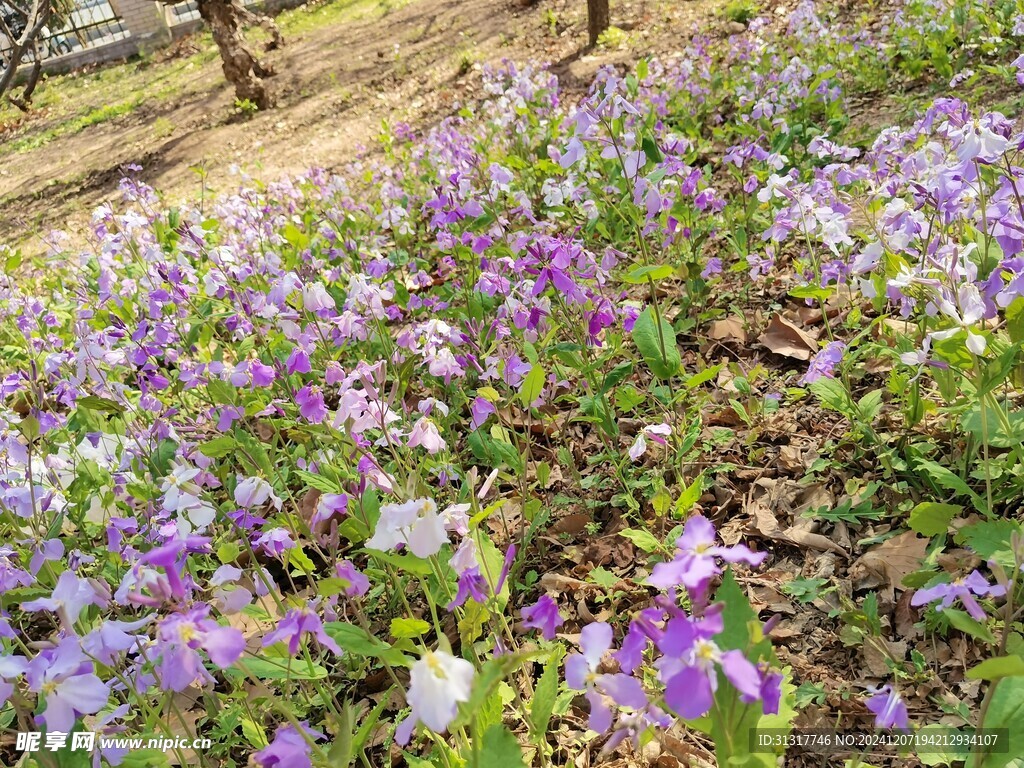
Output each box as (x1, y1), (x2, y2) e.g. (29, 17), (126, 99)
(0, 0), (130, 63)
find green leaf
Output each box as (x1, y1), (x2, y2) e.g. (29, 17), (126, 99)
(600, 361), (634, 394)
(619, 527), (662, 553)
(914, 458), (987, 515)
(623, 264), (674, 284)
(198, 436), (239, 459)
(909, 502), (961, 536)
(970, 677), (1024, 767)
(809, 377), (851, 414)
(295, 469), (341, 494)
(967, 656), (1024, 680)
(479, 724), (527, 768)
(232, 657), (329, 681)
(684, 363), (724, 390)
(323, 622), (411, 667)
(518, 363), (546, 408)
(955, 520), (1022, 569)
(944, 608), (998, 645)
(391, 617), (430, 639)
(75, 395), (124, 414)
(675, 473), (705, 517)
(531, 646), (565, 737)
(633, 306), (681, 380)
(714, 568), (770, 658)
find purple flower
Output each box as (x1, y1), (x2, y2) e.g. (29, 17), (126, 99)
(286, 349), (311, 375)
(154, 605), (245, 691)
(21, 570), (105, 627)
(25, 638), (109, 732)
(255, 722), (325, 768)
(469, 397), (496, 430)
(648, 515), (766, 594)
(521, 595), (564, 640)
(910, 570), (1006, 621)
(565, 623), (648, 733)
(335, 560), (369, 597)
(296, 385), (328, 424)
(799, 341), (846, 385)
(657, 613), (762, 719)
(865, 685), (909, 730)
(447, 568), (489, 610)
(263, 606), (342, 656)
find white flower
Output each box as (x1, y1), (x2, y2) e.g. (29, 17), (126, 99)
(366, 498), (447, 558)
(234, 476), (282, 510)
(930, 284), (988, 355)
(628, 423), (672, 462)
(161, 463), (201, 512)
(953, 119), (1009, 164)
(396, 650), (475, 744)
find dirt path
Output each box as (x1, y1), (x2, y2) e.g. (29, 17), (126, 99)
(0, 0), (721, 248)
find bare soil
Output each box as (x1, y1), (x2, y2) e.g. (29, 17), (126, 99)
(0, 0), (725, 249)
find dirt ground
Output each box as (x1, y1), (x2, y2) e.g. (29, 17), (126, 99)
(0, 0), (725, 250)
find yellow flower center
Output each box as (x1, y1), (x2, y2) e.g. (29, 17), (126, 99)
(425, 652), (447, 679)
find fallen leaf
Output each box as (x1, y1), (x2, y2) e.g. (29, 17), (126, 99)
(748, 498), (849, 557)
(850, 532), (928, 592)
(758, 314), (819, 360)
(708, 316), (747, 343)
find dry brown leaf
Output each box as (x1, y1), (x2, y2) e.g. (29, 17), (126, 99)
(850, 531), (928, 592)
(758, 314), (819, 360)
(748, 499), (849, 557)
(708, 316), (747, 343)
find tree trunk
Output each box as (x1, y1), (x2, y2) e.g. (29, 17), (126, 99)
(587, 0), (609, 47)
(196, 0), (275, 109)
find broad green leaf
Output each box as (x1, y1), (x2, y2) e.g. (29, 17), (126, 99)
(391, 617), (430, 639)
(479, 724), (527, 768)
(623, 264), (674, 284)
(909, 502), (961, 536)
(531, 646), (565, 737)
(633, 306), (681, 379)
(967, 656), (1024, 680)
(969, 677), (1024, 768)
(198, 435), (239, 458)
(684, 363), (724, 390)
(518, 364), (546, 408)
(955, 520), (1022, 569)
(619, 527), (662, 552)
(914, 458), (987, 515)
(323, 622), (411, 666)
(232, 657), (329, 681)
(944, 608), (998, 645)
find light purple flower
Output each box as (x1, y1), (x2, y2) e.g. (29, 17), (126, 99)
(648, 515), (765, 593)
(407, 417), (446, 453)
(865, 685), (909, 730)
(799, 341), (846, 385)
(21, 570), (105, 627)
(628, 423), (672, 461)
(296, 385), (328, 424)
(565, 622), (649, 733)
(521, 595), (564, 640)
(910, 570), (1006, 621)
(657, 613), (762, 720)
(335, 560), (369, 597)
(263, 606), (342, 655)
(154, 605), (245, 691)
(26, 638), (109, 732)
(255, 722), (325, 768)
